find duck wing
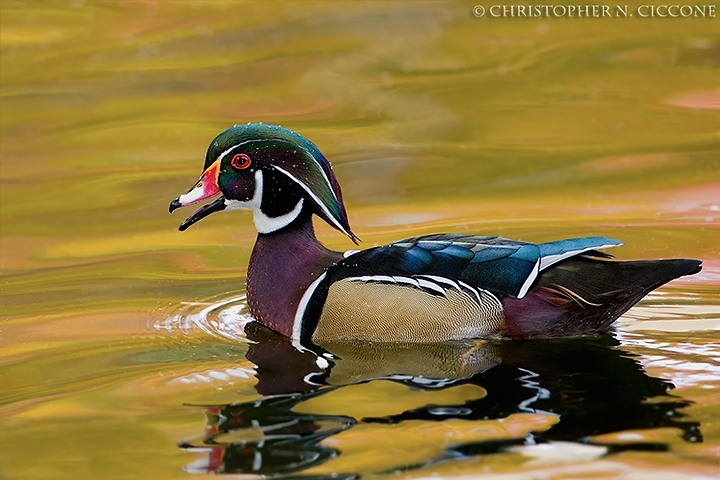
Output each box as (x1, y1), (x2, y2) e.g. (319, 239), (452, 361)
(335, 234), (623, 298)
(293, 234), (623, 343)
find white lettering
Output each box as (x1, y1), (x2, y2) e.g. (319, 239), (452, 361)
(476, 4), (716, 19)
(680, 4), (694, 15)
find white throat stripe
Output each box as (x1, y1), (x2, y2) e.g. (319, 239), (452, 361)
(224, 169), (305, 234)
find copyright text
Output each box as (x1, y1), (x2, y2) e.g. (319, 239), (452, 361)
(472, 4), (716, 17)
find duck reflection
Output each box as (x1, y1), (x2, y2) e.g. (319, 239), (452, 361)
(181, 322), (701, 476)
(180, 392), (356, 476)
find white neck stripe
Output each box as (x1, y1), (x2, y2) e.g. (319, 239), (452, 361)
(223, 169), (305, 234)
(253, 197), (304, 234)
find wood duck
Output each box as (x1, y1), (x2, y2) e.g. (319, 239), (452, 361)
(170, 124), (702, 344)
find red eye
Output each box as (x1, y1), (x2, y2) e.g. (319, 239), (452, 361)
(231, 153), (252, 170)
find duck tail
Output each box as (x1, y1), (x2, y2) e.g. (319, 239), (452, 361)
(502, 256), (701, 339)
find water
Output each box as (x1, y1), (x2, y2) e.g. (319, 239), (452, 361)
(1, 1), (719, 478)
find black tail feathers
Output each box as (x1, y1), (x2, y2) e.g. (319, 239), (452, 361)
(503, 256), (701, 338)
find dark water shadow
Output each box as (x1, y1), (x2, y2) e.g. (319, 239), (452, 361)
(180, 322), (702, 477)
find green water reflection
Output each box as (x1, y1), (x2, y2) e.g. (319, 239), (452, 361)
(1, 1), (719, 478)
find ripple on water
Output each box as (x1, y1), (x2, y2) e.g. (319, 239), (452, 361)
(616, 329), (720, 389)
(152, 294), (254, 343)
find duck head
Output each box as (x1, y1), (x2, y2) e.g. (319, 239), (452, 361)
(170, 123), (358, 243)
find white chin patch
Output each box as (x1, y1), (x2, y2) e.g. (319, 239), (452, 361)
(252, 198), (304, 233)
(224, 170), (305, 234)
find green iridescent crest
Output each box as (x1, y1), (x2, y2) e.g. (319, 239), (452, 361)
(207, 124), (357, 242)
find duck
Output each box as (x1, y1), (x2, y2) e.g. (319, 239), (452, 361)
(170, 123), (702, 344)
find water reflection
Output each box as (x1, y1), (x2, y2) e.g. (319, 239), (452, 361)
(180, 393), (355, 476)
(181, 323), (701, 476)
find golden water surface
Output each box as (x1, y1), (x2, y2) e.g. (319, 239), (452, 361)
(1, 1), (719, 478)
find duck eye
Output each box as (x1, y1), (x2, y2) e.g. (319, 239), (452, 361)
(230, 153), (252, 170)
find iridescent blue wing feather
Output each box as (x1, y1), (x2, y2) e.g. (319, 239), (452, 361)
(332, 234), (623, 299)
(333, 234), (541, 298)
(538, 236), (622, 270)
